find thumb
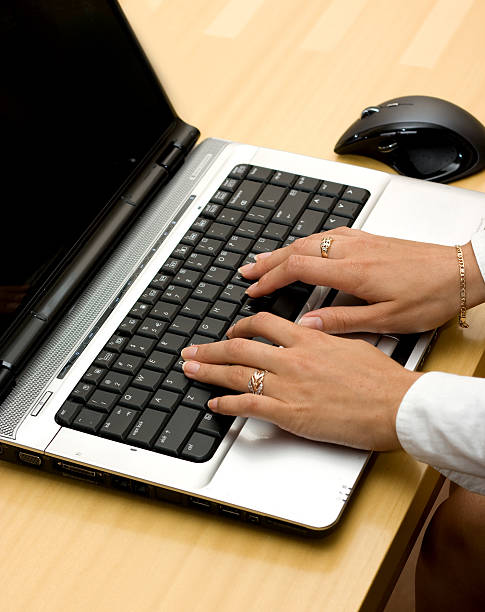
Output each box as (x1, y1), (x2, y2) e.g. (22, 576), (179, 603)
(299, 303), (390, 334)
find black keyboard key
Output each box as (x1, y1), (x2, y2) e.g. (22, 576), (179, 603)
(262, 222), (290, 241)
(240, 297), (273, 316)
(126, 408), (169, 449)
(128, 301), (151, 319)
(295, 176), (320, 192)
(293, 209), (325, 237)
(206, 222), (233, 242)
(216, 208), (245, 227)
(181, 230), (202, 247)
(235, 220), (263, 239)
(182, 387), (212, 410)
(197, 412), (234, 438)
(308, 195), (336, 213)
(230, 270), (251, 287)
(214, 250), (243, 270)
(117, 317), (140, 336)
(272, 285), (313, 320)
(100, 407), (139, 441)
(219, 284), (246, 305)
(119, 387), (151, 410)
(194, 237), (223, 256)
(137, 318), (168, 340)
(282, 235), (298, 248)
(247, 166), (273, 181)
(99, 371), (130, 394)
(112, 353), (144, 375)
(72, 408), (105, 434)
(149, 389), (181, 412)
(201, 203), (222, 219)
(180, 298), (211, 319)
(125, 335), (156, 358)
(185, 252), (212, 272)
(133, 368), (164, 391)
(56, 401), (81, 426)
(161, 370), (191, 394)
(322, 214), (352, 231)
(318, 181), (345, 197)
(153, 405), (201, 455)
(225, 234), (253, 254)
(342, 186), (369, 204)
(157, 333), (187, 354)
(171, 243), (193, 259)
(272, 190), (309, 226)
(94, 350), (117, 369)
(270, 171), (296, 187)
(82, 365), (106, 385)
(333, 200), (361, 219)
(197, 316), (228, 339)
(150, 301), (179, 322)
(228, 164), (250, 180)
(193, 282), (221, 302)
(256, 184), (286, 209)
(161, 257), (183, 275)
(162, 285), (191, 305)
(245, 206), (273, 224)
(173, 268), (203, 288)
(203, 266), (232, 286)
(144, 350), (176, 373)
(105, 334), (128, 353)
(210, 190), (230, 205)
(208, 300), (239, 321)
(187, 334), (214, 346)
(252, 237), (279, 254)
(227, 180), (261, 212)
(180, 432), (218, 462)
(220, 177), (240, 192)
(169, 315), (199, 337)
(139, 287), (162, 305)
(87, 390), (119, 413)
(191, 217), (212, 232)
(70, 381), (94, 402)
(149, 273), (171, 291)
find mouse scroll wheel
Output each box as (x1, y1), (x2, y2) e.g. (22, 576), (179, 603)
(361, 107), (380, 118)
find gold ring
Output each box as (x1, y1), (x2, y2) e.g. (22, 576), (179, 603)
(248, 369), (267, 395)
(320, 236), (334, 258)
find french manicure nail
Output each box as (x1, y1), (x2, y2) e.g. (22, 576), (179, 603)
(183, 361), (200, 375)
(209, 398), (219, 410)
(181, 346), (198, 359)
(238, 263), (255, 274)
(299, 317), (323, 330)
(245, 282), (258, 294)
(255, 251), (272, 261)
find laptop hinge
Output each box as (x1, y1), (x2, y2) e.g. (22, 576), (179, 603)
(157, 121), (199, 176)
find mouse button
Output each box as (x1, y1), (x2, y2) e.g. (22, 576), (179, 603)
(360, 106), (380, 118)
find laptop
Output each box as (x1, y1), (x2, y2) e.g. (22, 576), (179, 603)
(1, 0), (485, 535)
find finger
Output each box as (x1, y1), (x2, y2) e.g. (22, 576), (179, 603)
(209, 393), (282, 422)
(182, 360), (281, 398)
(299, 303), (392, 334)
(245, 255), (360, 298)
(227, 312), (304, 347)
(181, 337), (284, 371)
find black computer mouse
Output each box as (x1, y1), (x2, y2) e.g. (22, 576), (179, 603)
(334, 95), (485, 183)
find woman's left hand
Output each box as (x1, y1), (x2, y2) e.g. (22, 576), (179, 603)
(181, 312), (421, 451)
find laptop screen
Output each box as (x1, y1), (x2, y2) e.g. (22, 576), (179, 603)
(0, 1), (177, 341)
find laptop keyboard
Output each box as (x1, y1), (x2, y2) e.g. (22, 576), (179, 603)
(55, 165), (370, 462)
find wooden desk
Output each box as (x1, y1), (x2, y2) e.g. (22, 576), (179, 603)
(2, 1), (485, 610)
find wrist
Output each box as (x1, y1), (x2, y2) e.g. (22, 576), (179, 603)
(462, 241), (485, 309)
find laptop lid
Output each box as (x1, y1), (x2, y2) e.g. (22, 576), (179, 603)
(0, 0), (198, 395)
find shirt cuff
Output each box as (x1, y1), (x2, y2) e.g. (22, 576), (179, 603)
(396, 371), (485, 494)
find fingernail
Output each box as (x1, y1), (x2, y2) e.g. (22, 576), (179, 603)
(209, 398), (219, 411)
(181, 346), (198, 359)
(226, 325), (234, 337)
(245, 282), (258, 295)
(238, 263), (255, 274)
(255, 251), (272, 261)
(300, 316), (323, 330)
(182, 361), (200, 375)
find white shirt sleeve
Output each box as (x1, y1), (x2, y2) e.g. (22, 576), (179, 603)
(395, 230), (485, 495)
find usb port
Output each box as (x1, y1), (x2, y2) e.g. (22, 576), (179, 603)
(218, 505), (241, 519)
(189, 496), (211, 510)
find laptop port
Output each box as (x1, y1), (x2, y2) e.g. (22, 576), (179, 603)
(55, 461), (98, 482)
(18, 452), (42, 467)
(111, 476), (132, 492)
(188, 496), (211, 510)
(218, 505), (241, 519)
(247, 514), (260, 524)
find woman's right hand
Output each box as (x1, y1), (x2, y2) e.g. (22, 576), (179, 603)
(240, 227), (485, 334)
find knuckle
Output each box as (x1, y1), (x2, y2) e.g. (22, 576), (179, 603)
(252, 311), (274, 326)
(242, 394), (260, 413)
(291, 238), (307, 254)
(228, 364), (247, 386)
(286, 253), (305, 271)
(227, 337), (248, 355)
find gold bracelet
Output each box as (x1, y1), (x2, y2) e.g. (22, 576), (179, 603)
(455, 245), (469, 328)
